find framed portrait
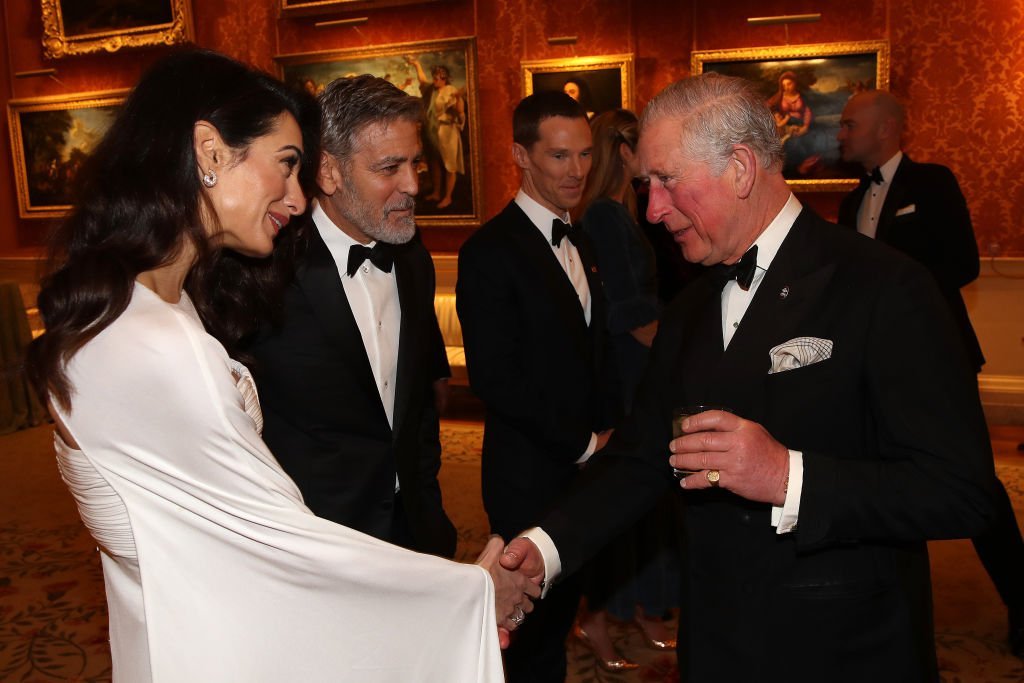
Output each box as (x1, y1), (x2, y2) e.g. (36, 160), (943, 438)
(280, 0), (448, 18)
(40, 0), (194, 59)
(276, 37), (482, 227)
(692, 41), (889, 191)
(521, 54), (634, 118)
(7, 90), (127, 219)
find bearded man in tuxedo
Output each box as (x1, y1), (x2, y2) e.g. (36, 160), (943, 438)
(247, 75), (456, 558)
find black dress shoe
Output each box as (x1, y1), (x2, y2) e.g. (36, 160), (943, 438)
(1010, 606), (1024, 659)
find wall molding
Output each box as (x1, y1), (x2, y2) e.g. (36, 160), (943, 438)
(978, 256), (1024, 278)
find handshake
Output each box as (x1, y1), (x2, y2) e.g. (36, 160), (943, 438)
(474, 536), (547, 648)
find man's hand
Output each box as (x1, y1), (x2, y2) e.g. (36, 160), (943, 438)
(476, 536), (541, 648)
(500, 536), (547, 578)
(668, 410), (789, 505)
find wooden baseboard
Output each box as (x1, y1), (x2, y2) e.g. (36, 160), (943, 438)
(980, 374), (1024, 426)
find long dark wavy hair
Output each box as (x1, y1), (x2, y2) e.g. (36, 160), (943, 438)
(27, 49), (320, 411)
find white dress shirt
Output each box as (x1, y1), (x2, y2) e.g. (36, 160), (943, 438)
(525, 194), (808, 595)
(514, 189), (598, 463)
(312, 202), (401, 487)
(856, 151), (903, 238)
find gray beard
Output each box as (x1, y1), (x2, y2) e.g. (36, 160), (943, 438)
(338, 178), (416, 245)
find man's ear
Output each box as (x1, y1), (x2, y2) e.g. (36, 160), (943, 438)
(512, 142), (531, 171)
(878, 115), (898, 143)
(317, 152), (341, 195)
(193, 121), (225, 177)
(729, 144), (757, 199)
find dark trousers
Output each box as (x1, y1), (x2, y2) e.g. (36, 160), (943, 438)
(973, 477), (1024, 610)
(503, 572), (582, 683)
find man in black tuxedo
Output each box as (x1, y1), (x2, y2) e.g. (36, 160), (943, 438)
(838, 89), (1024, 657)
(501, 74), (999, 682)
(247, 75), (456, 558)
(457, 91), (611, 681)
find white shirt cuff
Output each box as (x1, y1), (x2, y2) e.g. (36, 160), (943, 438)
(520, 527), (561, 598)
(770, 450), (803, 534)
(575, 432), (598, 465)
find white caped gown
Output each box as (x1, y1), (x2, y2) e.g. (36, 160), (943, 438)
(52, 282), (503, 682)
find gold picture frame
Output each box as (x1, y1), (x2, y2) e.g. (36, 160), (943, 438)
(41, 0), (194, 60)
(7, 89), (128, 219)
(521, 54), (634, 117)
(692, 41), (890, 192)
(276, 37), (482, 228)
(280, 0), (448, 18)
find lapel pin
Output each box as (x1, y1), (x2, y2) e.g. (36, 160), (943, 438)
(591, 265), (598, 273)
(779, 286), (790, 300)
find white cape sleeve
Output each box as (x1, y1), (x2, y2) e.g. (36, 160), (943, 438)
(57, 289), (503, 682)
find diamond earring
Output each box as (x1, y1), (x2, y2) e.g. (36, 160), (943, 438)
(202, 169), (217, 188)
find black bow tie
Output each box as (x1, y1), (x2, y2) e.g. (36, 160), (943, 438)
(713, 245), (759, 291)
(346, 243), (394, 277)
(551, 219), (580, 247)
(858, 166), (884, 190)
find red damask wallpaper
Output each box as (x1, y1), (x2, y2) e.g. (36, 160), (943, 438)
(1, 0), (1022, 255)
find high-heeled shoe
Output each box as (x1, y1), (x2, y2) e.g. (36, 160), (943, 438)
(573, 624), (640, 672)
(633, 618), (677, 651)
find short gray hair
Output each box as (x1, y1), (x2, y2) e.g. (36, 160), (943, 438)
(641, 73), (783, 175)
(317, 74), (423, 161)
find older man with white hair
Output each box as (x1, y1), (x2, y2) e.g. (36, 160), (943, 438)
(502, 73), (998, 682)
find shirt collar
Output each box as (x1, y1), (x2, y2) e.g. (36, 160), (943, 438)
(515, 189), (571, 244)
(312, 200), (378, 277)
(312, 199), (377, 251)
(747, 193), (802, 275)
(877, 150), (903, 186)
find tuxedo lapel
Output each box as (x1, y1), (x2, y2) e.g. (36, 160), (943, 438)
(715, 212), (837, 417)
(875, 156), (913, 242)
(573, 232), (606, 366)
(298, 227), (384, 415)
(506, 203), (591, 334)
(838, 182), (866, 230)
(671, 276), (728, 407)
(391, 247), (416, 439)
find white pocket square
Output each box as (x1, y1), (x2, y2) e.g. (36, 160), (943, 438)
(895, 204), (916, 217)
(768, 337), (833, 374)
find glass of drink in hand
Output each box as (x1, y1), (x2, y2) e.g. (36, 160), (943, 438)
(671, 405), (732, 479)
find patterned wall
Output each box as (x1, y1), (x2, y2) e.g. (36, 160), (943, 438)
(891, 0), (1024, 256)
(1, 0), (1022, 254)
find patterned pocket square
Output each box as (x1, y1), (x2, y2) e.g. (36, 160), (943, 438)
(768, 337), (833, 374)
(895, 204), (917, 217)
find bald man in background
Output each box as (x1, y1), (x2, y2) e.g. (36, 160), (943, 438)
(838, 89), (1024, 658)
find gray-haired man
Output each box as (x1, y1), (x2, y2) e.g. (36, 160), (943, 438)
(503, 73), (998, 682)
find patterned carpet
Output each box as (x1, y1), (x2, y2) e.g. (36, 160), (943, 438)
(1, 422), (1023, 681)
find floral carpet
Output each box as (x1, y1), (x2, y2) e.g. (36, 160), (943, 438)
(1, 423), (1022, 682)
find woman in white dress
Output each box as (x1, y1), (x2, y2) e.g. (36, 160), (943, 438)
(26, 49), (537, 682)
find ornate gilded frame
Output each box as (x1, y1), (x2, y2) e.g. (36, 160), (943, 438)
(7, 89), (127, 219)
(280, 0), (447, 18)
(276, 37), (482, 228)
(521, 54), (634, 115)
(41, 0), (194, 59)
(692, 41), (890, 192)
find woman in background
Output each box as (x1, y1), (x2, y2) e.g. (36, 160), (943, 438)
(26, 49), (535, 682)
(573, 108), (680, 671)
